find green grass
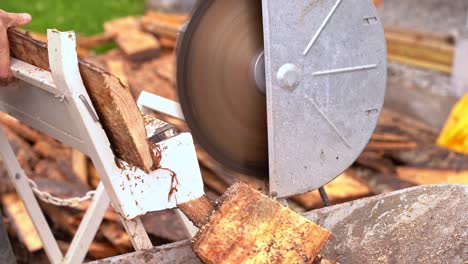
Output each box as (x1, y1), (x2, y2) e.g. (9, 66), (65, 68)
(2, 0), (145, 36)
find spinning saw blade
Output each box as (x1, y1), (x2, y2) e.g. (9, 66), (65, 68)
(178, 0), (387, 196)
(177, 0), (268, 177)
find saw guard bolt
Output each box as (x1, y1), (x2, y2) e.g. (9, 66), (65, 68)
(277, 63), (301, 91)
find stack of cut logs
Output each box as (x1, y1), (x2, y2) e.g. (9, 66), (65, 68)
(1, 10), (467, 263)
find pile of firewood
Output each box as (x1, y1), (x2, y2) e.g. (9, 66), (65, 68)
(1, 10), (467, 263)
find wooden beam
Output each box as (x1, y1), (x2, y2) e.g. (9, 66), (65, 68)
(7, 28), (153, 172)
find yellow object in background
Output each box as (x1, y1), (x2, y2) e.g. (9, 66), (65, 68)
(437, 93), (468, 154)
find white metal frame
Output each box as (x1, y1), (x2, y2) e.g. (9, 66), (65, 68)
(0, 30), (203, 263)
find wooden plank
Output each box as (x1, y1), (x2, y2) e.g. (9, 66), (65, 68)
(396, 167), (468, 185)
(141, 11), (188, 40)
(192, 182), (330, 263)
(8, 28), (153, 172)
(1, 193), (43, 252)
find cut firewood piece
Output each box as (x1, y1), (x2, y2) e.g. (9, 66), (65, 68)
(114, 30), (161, 61)
(1, 125), (39, 175)
(71, 150), (88, 185)
(189, 182), (331, 263)
(388, 145), (468, 170)
(105, 17), (161, 61)
(33, 141), (71, 165)
(106, 58), (129, 87)
(159, 37), (177, 49)
(88, 162), (100, 189)
(365, 140), (418, 151)
(292, 171), (373, 209)
(1, 193), (43, 252)
(396, 167), (468, 185)
(0, 113), (53, 144)
(100, 221), (132, 254)
(349, 167), (416, 194)
(385, 26), (454, 74)
(356, 151), (396, 175)
(141, 11), (188, 40)
(377, 110), (438, 144)
(144, 11), (189, 25)
(8, 28), (153, 172)
(141, 19), (180, 40)
(77, 32), (116, 49)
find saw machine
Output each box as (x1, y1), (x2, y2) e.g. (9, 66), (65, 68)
(143, 0), (387, 198)
(0, 0), (386, 262)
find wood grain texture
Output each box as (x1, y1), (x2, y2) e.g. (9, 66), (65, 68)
(7, 28), (153, 172)
(193, 182), (331, 264)
(178, 195), (214, 228)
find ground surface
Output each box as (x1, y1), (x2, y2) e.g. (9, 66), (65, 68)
(2, 0), (144, 36)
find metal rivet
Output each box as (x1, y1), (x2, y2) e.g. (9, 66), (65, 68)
(15, 173), (21, 180)
(277, 63), (301, 91)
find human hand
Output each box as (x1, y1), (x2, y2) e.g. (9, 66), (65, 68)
(0, 10), (31, 85)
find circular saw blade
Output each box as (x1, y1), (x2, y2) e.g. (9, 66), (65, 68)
(177, 0), (268, 176)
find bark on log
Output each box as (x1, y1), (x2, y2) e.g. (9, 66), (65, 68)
(7, 28), (153, 172)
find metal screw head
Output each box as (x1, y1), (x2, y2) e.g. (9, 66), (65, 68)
(277, 63), (301, 91)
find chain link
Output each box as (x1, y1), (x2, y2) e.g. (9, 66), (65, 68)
(27, 177), (96, 208)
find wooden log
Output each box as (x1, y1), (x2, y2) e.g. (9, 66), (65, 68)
(1, 193), (43, 252)
(8, 28), (153, 172)
(104, 17), (161, 61)
(185, 182), (331, 263)
(396, 167), (468, 185)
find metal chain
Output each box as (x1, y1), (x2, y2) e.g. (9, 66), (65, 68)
(27, 177), (96, 208)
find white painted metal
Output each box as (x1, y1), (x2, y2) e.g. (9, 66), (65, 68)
(138, 91), (185, 120)
(0, 29), (206, 262)
(121, 218), (153, 251)
(0, 127), (63, 264)
(63, 183), (108, 264)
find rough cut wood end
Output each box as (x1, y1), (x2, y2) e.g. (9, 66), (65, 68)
(193, 182), (331, 264)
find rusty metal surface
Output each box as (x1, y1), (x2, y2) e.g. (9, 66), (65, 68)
(177, 0), (268, 177)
